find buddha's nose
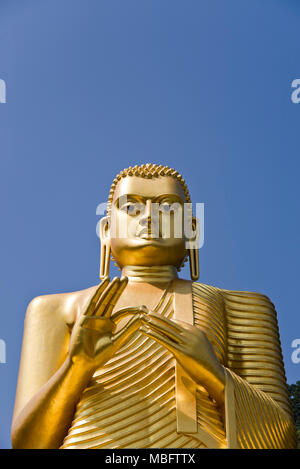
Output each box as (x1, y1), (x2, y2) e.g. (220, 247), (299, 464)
(145, 200), (152, 219)
(139, 200), (152, 226)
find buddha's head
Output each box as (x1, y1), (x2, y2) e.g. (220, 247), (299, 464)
(99, 164), (199, 280)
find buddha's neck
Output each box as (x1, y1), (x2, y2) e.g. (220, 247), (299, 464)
(121, 265), (178, 283)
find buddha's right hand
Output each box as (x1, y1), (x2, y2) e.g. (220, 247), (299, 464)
(68, 276), (142, 372)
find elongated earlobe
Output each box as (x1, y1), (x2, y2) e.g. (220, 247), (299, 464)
(100, 242), (111, 279)
(188, 246), (199, 281)
(188, 217), (199, 281)
(99, 217), (111, 279)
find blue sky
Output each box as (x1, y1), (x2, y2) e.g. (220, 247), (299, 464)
(0, 0), (300, 449)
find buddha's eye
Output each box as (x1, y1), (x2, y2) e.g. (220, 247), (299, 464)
(161, 203), (172, 213)
(120, 202), (144, 216)
(160, 202), (178, 213)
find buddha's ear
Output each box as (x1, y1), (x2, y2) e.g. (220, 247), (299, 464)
(99, 217), (111, 279)
(99, 216), (111, 243)
(185, 216), (199, 249)
(191, 216), (199, 240)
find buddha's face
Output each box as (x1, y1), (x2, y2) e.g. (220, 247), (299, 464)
(107, 176), (190, 268)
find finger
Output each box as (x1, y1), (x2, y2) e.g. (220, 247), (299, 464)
(142, 315), (183, 343)
(168, 317), (196, 333)
(140, 325), (180, 353)
(103, 277), (128, 318)
(111, 305), (148, 324)
(144, 311), (186, 333)
(147, 312), (196, 335)
(84, 277), (110, 316)
(112, 313), (142, 349)
(94, 277), (120, 316)
(82, 316), (114, 333)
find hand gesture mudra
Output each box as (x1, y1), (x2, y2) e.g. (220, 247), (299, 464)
(68, 276), (145, 372)
(140, 312), (225, 404)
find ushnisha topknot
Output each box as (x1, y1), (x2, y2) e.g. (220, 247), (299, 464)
(107, 163), (191, 216)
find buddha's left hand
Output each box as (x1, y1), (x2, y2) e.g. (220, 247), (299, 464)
(140, 312), (225, 406)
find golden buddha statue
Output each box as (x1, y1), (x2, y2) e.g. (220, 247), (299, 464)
(11, 164), (297, 449)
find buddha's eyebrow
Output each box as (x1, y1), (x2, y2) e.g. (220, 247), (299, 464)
(155, 194), (184, 203)
(115, 194), (184, 205)
(114, 194), (144, 206)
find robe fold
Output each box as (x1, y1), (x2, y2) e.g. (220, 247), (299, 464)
(61, 282), (296, 449)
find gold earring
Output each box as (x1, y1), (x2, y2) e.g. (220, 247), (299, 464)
(187, 216), (199, 281)
(100, 240), (111, 279)
(99, 217), (111, 279)
(188, 247), (199, 281)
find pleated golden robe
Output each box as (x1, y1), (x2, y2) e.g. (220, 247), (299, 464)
(61, 282), (297, 449)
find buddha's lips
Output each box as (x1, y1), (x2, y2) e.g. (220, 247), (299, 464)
(136, 227), (159, 239)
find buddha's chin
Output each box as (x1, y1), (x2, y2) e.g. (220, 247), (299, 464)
(111, 238), (186, 269)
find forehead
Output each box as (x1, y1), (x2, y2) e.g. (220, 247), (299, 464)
(112, 176), (186, 201)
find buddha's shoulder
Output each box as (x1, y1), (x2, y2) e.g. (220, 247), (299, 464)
(192, 281), (276, 313)
(26, 284), (99, 325)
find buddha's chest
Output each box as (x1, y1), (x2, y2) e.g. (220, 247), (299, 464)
(61, 283), (227, 449)
(61, 327), (207, 449)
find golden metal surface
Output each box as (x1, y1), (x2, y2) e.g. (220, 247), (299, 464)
(11, 164), (297, 449)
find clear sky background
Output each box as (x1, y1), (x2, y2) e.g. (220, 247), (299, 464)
(0, 0), (299, 449)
